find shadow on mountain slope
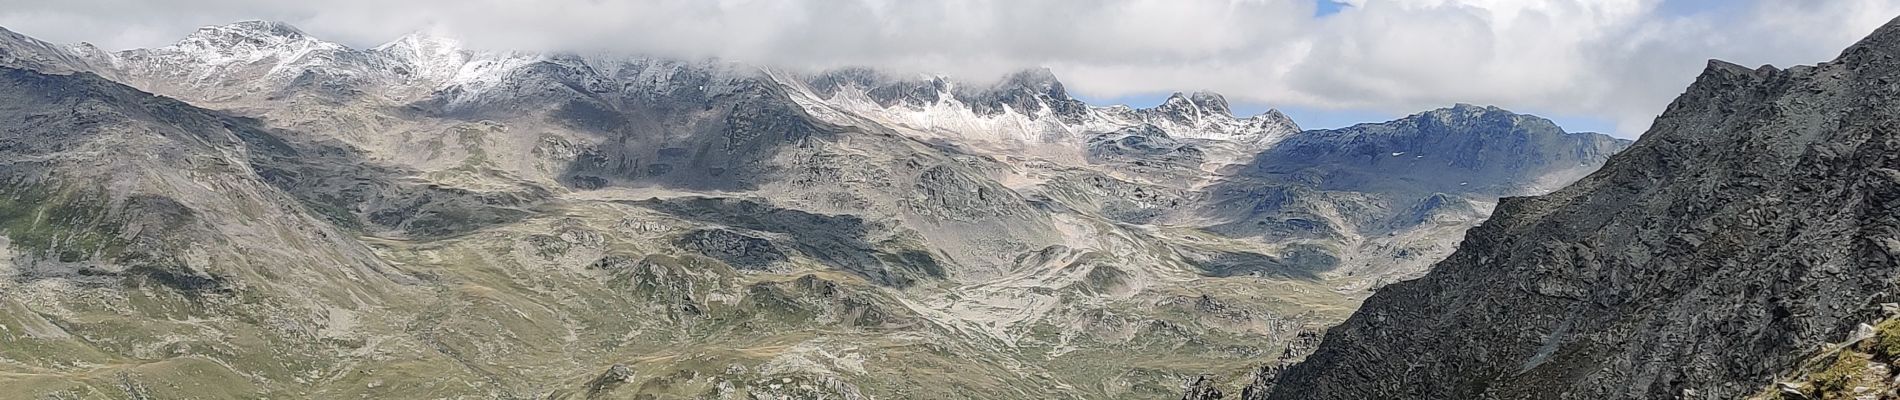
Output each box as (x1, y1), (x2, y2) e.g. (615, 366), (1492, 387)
(623, 196), (946, 287)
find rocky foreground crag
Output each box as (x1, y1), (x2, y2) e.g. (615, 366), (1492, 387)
(1251, 16), (1900, 400)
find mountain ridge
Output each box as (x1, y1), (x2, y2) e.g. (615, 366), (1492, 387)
(1251, 15), (1900, 400)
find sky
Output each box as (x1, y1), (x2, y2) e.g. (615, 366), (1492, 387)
(2, 0), (1898, 137)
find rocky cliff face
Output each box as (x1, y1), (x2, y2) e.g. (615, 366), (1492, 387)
(1259, 17), (1900, 400)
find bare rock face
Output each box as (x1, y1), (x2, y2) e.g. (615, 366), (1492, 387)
(1262, 17), (1900, 400)
(1235, 329), (1324, 400)
(1085, 125), (1207, 171)
(675, 228), (788, 271)
(1182, 375), (1226, 400)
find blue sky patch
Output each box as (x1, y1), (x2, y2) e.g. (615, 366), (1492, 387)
(1316, 1), (1353, 17)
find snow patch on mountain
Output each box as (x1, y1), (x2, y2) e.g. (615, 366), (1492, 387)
(780, 69), (1301, 153)
(371, 32), (473, 83)
(782, 75), (1106, 145)
(105, 20), (355, 87)
(15, 20), (1306, 156)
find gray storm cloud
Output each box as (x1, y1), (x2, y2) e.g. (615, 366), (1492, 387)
(2, 0), (1896, 136)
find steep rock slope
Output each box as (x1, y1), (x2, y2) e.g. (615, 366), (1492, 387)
(0, 66), (438, 397)
(1260, 17), (1900, 400)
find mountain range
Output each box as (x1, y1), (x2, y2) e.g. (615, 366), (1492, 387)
(0, 21), (1629, 399)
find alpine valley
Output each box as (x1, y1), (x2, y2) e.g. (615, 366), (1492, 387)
(0, 21), (1634, 399)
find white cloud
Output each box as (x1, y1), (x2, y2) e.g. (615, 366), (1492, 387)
(0, 0), (1895, 136)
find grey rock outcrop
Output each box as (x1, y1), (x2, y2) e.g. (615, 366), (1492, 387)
(1263, 17), (1900, 400)
(1237, 330), (1324, 400)
(1085, 125), (1207, 171)
(1182, 375), (1225, 400)
(675, 228), (788, 271)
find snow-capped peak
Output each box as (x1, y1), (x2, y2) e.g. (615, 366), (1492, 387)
(371, 31), (473, 82)
(168, 20), (340, 61)
(193, 20), (308, 40)
(1186, 92), (1233, 116)
(118, 20), (350, 83)
(1154, 91), (1241, 121)
(986, 68), (1065, 95)
(785, 67), (1301, 149)
(2, 20), (1303, 148)
(1100, 90), (1293, 143)
(373, 31), (463, 57)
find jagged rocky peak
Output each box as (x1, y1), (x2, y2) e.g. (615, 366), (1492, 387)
(1147, 90), (1300, 125)
(799, 65), (1092, 122)
(1256, 16), (1900, 400)
(1157, 91), (1234, 117)
(191, 20), (309, 40)
(164, 20), (341, 59)
(802, 67), (949, 108)
(1255, 107), (1297, 126)
(91, 19), (368, 95)
(1113, 89), (1300, 142)
(800, 67), (882, 95)
(979, 67), (1067, 97)
(958, 67), (1090, 121)
(1189, 91), (1231, 115)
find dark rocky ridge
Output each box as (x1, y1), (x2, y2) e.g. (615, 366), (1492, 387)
(1256, 17), (1900, 400)
(628, 197), (946, 287)
(1242, 104), (1627, 196)
(1086, 124), (1207, 169)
